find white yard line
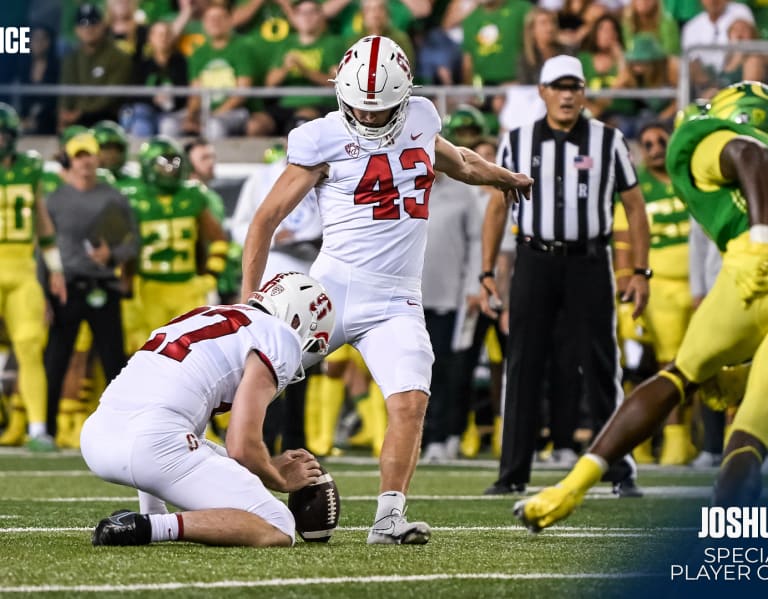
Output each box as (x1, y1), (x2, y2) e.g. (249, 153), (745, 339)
(0, 525), (695, 534)
(1, 487), (717, 503)
(0, 571), (660, 593)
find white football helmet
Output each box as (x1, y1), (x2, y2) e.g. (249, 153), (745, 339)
(333, 35), (413, 142)
(247, 272), (335, 377)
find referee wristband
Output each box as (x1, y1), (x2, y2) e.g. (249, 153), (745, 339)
(478, 271), (495, 283)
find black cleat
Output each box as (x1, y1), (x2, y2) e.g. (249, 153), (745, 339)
(483, 482), (526, 496)
(612, 478), (644, 498)
(92, 511), (152, 546)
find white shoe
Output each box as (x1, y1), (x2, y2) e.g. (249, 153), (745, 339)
(551, 448), (579, 467)
(691, 451), (721, 468)
(444, 436), (461, 460)
(367, 510), (431, 545)
(421, 442), (447, 464)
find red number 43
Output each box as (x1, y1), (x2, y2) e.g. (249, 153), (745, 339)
(354, 148), (434, 220)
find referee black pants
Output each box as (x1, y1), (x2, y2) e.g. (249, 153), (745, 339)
(494, 243), (635, 487)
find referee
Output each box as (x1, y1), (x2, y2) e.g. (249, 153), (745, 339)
(480, 55), (651, 496)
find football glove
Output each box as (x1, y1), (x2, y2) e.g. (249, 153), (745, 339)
(722, 235), (768, 306)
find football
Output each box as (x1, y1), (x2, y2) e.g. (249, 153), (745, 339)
(288, 465), (340, 542)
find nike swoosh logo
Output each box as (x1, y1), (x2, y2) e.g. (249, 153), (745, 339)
(410, 132), (423, 140)
(406, 299), (420, 306)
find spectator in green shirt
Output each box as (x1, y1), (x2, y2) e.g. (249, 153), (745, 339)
(166, 2), (264, 139)
(345, 0), (416, 68)
(461, 0), (530, 86)
(622, 0), (681, 57)
(254, 0), (343, 136)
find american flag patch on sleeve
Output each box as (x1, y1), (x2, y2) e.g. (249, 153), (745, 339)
(574, 155), (593, 169)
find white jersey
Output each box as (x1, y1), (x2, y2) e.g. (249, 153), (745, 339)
(99, 305), (302, 429)
(288, 95), (442, 279)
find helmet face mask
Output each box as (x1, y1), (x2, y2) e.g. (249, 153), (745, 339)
(708, 81), (768, 133)
(333, 36), (413, 143)
(139, 136), (188, 191)
(247, 272), (336, 382)
(0, 102), (20, 160)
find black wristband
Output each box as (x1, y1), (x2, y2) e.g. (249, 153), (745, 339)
(479, 271), (495, 283)
(633, 268), (653, 279)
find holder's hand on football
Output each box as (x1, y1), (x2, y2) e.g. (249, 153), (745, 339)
(272, 449), (322, 492)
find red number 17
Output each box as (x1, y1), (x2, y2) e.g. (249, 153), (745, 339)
(140, 306), (252, 362)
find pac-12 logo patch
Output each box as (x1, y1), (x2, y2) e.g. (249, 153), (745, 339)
(345, 143), (360, 158)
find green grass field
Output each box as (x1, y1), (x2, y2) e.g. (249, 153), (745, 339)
(0, 449), (762, 598)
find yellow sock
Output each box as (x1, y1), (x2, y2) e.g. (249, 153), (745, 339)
(659, 424), (695, 466)
(308, 375), (345, 456)
(461, 412), (481, 458)
(368, 382), (387, 457)
(56, 397), (80, 448)
(0, 394), (27, 446)
(492, 415), (503, 458)
(633, 437), (655, 464)
(560, 455), (606, 497)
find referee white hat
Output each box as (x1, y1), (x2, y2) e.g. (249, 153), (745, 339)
(540, 55), (585, 85)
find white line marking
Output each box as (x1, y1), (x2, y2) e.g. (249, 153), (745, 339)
(0, 471), (92, 477)
(4, 487), (715, 503)
(0, 525), (696, 534)
(0, 571), (660, 593)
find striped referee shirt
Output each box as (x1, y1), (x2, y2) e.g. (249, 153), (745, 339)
(498, 115), (638, 242)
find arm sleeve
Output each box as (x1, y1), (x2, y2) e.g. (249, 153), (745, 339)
(613, 201), (629, 232)
(287, 123), (324, 167)
(690, 130), (738, 191)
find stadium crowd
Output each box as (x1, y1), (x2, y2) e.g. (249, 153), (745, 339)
(0, 0), (766, 492)
(2, 0), (766, 138)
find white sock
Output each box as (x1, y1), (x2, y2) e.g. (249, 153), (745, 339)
(375, 491), (406, 521)
(148, 513), (181, 542)
(584, 452), (609, 473)
(138, 490), (169, 514)
(28, 422), (47, 438)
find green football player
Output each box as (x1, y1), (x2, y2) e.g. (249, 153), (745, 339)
(128, 136), (228, 339)
(515, 81), (768, 530)
(0, 102), (67, 450)
(92, 120), (141, 195)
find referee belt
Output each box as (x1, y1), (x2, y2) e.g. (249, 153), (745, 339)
(518, 236), (609, 257)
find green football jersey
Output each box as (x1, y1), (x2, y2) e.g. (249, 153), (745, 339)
(0, 152), (43, 249)
(637, 165), (689, 250)
(128, 180), (208, 282)
(113, 169), (142, 197)
(667, 117), (763, 251)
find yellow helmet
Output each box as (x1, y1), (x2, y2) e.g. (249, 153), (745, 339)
(708, 81), (768, 132)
